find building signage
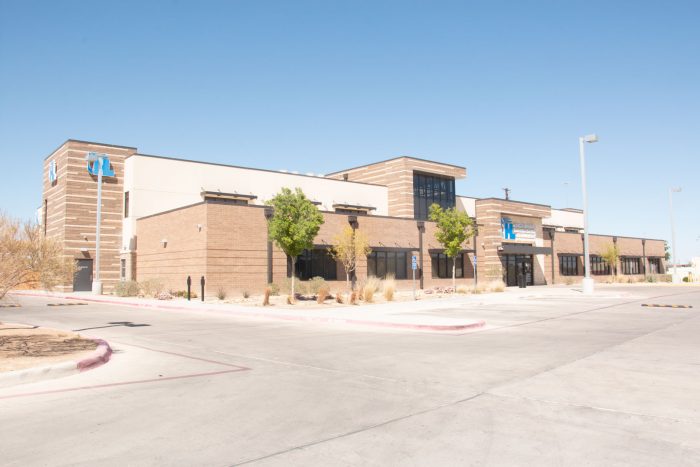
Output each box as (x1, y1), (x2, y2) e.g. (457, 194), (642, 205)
(501, 216), (536, 241)
(87, 154), (115, 177)
(411, 255), (418, 270)
(48, 160), (57, 185)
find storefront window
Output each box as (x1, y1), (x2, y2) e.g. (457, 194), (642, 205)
(590, 255), (611, 275)
(413, 173), (455, 220)
(367, 250), (408, 279)
(559, 255), (579, 276)
(648, 258), (663, 274)
(621, 257), (642, 275)
(288, 249), (337, 280)
(431, 253), (464, 279)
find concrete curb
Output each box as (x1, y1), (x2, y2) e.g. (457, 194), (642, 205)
(0, 338), (112, 389)
(13, 291), (485, 332)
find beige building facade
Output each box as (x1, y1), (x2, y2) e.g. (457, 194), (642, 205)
(40, 139), (666, 295)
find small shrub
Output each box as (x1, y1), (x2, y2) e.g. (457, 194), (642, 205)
(456, 285), (470, 294)
(115, 280), (139, 297)
(243, 290), (250, 299)
(308, 276), (327, 295)
(139, 278), (164, 297)
(382, 275), (396, 301)
(267, 283), (280, 296)
(317, 286), (330, 304)
(564, 277), (574, 286)
(362, 276), (381, 302)
(488, 280), (506, 292)
(335, 292), (344, 304)
(683, 276), (690, 283)
(350, 291), (358, 305)
(475, 282), (489, 294)
(217, 287), (227, 300)
(263, 287), (271, 306)
(286, 295), (294, 305)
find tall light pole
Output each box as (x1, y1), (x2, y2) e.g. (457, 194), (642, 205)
(669, 187), (682, 283)
(579, 134), (598, 294)
(86, 152), (106, 294)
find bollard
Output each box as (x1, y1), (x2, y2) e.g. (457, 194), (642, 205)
(187, 276), (192, 301)
(200, 276), (205, 302)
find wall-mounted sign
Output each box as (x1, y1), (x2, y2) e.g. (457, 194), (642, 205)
(48, 160), (57, 185)
(501, 216), (536, 241)
(87, 155), (115, 177)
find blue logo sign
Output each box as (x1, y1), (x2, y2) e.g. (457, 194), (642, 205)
(48, 160), (57, 184)
(502, 217), (515, 240)
(87, 154), (115, 177)
(411, 255), (418, 270)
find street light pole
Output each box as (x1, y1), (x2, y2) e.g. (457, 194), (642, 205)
(579, 134), (598, 294)
(669, 187), (682, 283)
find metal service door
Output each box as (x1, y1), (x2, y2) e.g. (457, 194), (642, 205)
(74, 259), (93, 291)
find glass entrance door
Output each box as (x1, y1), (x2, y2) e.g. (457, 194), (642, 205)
(502, 254), (534, 287)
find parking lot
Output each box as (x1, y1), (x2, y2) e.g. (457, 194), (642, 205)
(1, 285), (699, 466)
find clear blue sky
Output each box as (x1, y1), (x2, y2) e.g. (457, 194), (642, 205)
(1, 0), (698, 262)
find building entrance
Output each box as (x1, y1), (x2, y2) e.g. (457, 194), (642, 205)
(503, 254), (533, 287)
(74, 259), (93, 291)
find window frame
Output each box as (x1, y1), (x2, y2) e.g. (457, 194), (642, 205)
(430, 252), (464, 279)
(413, 172), (456, 220)
(367, 250), (409, 280)
(559, 255), (579, 276)
(288, 249), (338, 280)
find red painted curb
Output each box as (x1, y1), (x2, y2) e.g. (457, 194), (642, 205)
(76, 339), (113, 372)
(13, 291), (485, 332)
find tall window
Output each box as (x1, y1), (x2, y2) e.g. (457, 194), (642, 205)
(288, 249), (337, 280)
(559, 255), (579, 276)
(367, 250), (408, 279)
(621, 257), (641, 275)
(124, 191), (130, 218)
(648, 258), (663, 274)
(590, 255), (611, 275)
(413, 172), (456, 220)
(120, 259), (126, 281)
(431, 253), (464, 279)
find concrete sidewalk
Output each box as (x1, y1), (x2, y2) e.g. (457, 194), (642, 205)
(13, 290), (487, 332)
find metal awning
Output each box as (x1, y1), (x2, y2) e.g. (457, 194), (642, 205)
(332, 203), (376, 212)
(201, 190), (257, 201)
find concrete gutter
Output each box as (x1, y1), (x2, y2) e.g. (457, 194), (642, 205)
(0, 338), (112, 389)
(13, 291), (486, 332)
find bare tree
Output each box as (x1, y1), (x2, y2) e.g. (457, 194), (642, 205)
(330, 226), (371, 290)
(0, 213), (76, 299)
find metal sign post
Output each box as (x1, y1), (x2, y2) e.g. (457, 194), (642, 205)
(473, 255), (478, 292)
(411, 255), (418, 300)
(85, 152), (114, 295)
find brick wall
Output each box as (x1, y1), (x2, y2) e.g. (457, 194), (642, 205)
(42, 140), (135, 292)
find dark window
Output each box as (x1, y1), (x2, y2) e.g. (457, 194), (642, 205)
(559, 255), (579, 276)
(621, 257), (641, 275)
(648, 258), (663, 274)
(413, 173), (456, 220)
(564, 228), (580, 233)
(367, 251), (408, 279)
(124, 191), (130, 218)
(288, 249), (337, 280)
(431, 253), (464, 279)
(590, 255), (611, 275)
(120, 259), (126, 280)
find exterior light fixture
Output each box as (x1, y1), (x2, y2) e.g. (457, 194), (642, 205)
(161, 239), (168, 248)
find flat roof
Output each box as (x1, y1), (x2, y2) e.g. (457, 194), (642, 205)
(44, 139), (137, 161)
(326, 155), (466, 176)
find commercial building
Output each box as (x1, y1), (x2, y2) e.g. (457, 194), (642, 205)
(40, 139), (667, 295)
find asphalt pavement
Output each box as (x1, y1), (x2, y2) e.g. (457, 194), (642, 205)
(1, 285), (699, 466)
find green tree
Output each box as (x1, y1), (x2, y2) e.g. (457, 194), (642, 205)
(601, 243), (620, 277)
(267, 188), (324, 299)
(428, 203), (475, 289)
(330, 226), (371, 291)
